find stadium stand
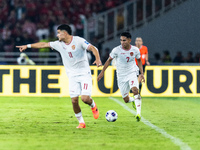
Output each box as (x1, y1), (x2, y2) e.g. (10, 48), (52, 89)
(0, 0), (199, 65)
(0, 0), (130, 64)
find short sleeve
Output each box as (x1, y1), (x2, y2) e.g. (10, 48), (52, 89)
(110, 48), (118, 59)
(78, 37), (91, 50)
(135, 47), (141, 59)
(49, 41), (60, 51)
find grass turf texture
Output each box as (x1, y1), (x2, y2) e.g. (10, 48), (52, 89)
(0, 97), (199, 150)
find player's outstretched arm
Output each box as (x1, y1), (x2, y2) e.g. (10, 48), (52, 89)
(97, 57), (112, 81)
(136, 58), (145, 83)
(16, 42), (50, 52)
(87, 45), (102, 67)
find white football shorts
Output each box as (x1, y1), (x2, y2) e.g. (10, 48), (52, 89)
(117, 72), (139, 98)
(68, 74), (92, 98)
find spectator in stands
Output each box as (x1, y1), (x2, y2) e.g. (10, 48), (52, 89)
(1, 24), (12, 41)
(0, 36), (3, 51)
(22, 19), (37, 38)
(48, 13), (57, 32)
(8, 0), (15, 11)
(15, 0), (26, 21)
(7, 10), (17, 25)
(0, 0), (9, 23)
(162, 50), (172, 63)
(25, 0), (37, 21)
(17, 53), (35, 65)
(154, 52), (161, 64)
(173, 51), (184, 63)
(106, 0), (115, 9)
(13, 23), (27, 52)
(39, 1), (50, 15)
(69, 22), (76, 36)
(117, 8), (124, 30)
(95, 0), (106, 13)
(38, 14), (50, 30)
(36, 23), (50, 41)
(194, 53), (200, 63)
(0, 19), (3, 29)
(2, 24), (14, 53)
(184, 51), (194, 63)
(3, 38), (14, 54)
(87, 15), (96, 42)
(75, 18), (84, 37)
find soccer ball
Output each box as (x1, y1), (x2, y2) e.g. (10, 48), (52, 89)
(105, 110), (118, 122)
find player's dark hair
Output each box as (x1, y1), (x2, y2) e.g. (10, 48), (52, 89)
(57, 24), (72, 35)
(120, 32), (132, 39)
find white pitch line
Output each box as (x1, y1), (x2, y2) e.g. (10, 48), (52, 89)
(109, 97), (191, 150)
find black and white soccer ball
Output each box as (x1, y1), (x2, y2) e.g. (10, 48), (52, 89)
(105, 110), (118, 122)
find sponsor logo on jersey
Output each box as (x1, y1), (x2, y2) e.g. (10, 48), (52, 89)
(84, 41), (89, 45)
(72, 45), (75, 50)
(130, 52), (134, 56)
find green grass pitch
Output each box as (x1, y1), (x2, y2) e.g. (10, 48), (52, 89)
(0, 96), (200, 150)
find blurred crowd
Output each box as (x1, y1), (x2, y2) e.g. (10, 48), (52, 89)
(0, 0), (129, 53)
(101, 49), (200, 66)
(152, 50), (200, 64)
(0, 0), (199, 65)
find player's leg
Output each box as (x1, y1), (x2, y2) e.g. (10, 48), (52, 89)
(72, 97), (81, 114)
(80, 74), (99, 119)
(81, 95), (99, 119)
(71, 96), (86, 128)
(117, 76), (134, 102)
(129, 72), (142, 121)
(123, 95), (134, 103)
(131, 87), (142, 122)
(117, 80), (134, 103)
(123, 95), (136, 110)
(81, 95), (92, 105)
(69, 77), (86, 128)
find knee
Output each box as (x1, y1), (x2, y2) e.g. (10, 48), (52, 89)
(81, 95), (90, 103)
(71, 97), (78, 105)
(132, 87), (139, 95)
(123, 96), (129, 103)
